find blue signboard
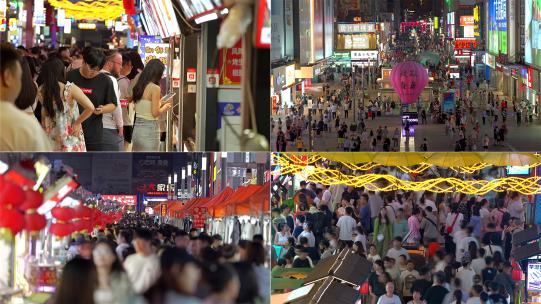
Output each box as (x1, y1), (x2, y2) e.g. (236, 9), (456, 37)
(217, 102), (241, 129)
(138, 35), (162, 63)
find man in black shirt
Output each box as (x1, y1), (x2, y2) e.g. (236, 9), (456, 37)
(424, 272), (449, 304)
(482, 256), (497, 285)
(488, 281), (508, 304)
(67, 47), (117, 151)
(411, 267), (433, 299)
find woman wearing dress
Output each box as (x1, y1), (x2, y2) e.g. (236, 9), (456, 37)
(130, 59), (172, 151)
(38, 58), (95, 151)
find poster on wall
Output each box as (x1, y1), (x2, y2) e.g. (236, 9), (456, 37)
(525, 0), (541, 68)
(219, 39), (242, 85)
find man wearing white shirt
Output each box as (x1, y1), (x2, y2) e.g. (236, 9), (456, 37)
(123, 228), (160, 294)
(322, 185), (332, 205)
(386, 237), (410, 261)
(100, 50), (124, 151)
(336, 207), (357, 247)
(456, 226), (479, 262)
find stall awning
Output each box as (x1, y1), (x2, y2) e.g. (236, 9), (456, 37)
(238, 181), (270, 217)
(201, 187), (235, 217)
(180, 197), (210, 217)
(213, 184), (263, 218)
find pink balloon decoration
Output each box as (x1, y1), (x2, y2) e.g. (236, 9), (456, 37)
(390, 61), (429, 104)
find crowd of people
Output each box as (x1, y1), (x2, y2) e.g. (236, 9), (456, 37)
(271, 167), (528, 304)
(0, 42), (174, 152)
(271, 30), (538, 152)
(51, 213), (269, 304)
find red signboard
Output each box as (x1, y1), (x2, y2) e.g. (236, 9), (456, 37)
(191, 207), (207, 229)
(101, 195), (137, 205)
(454, 39), (477, 49)
(528, 68), (534, 89)
(219, 39), (242, 85)
(460, 16), (474, 26)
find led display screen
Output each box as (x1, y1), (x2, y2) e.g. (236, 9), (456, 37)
(525, 0), (541, 68)
(488, 0), (507, 55)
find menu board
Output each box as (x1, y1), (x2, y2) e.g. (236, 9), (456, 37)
(178, 0), (223, 19)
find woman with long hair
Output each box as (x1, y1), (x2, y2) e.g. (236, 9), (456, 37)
(144, 247), (202, 304)
(92, 240), (137, 304)
(38, 57), (95, 151)
(53, 257), (97, 304)
(14, 57), (38, 117)
(130, 59), (172, 151)
(372, 207), (393, 257)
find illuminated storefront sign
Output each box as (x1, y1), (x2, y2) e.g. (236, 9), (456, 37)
(78, 23), (96, 30)
(460, 16), (474, 26)
(528, 68), (534, 88)
(350, 50), (378, 60)
(473, 5), (481, 37)
(337, 23), (376, 33)
(455, 38), (477, 49)
(285, 64), (296, 87)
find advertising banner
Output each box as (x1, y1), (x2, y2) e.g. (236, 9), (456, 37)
(525, 0), (541, 68)
(219, 39), (242, 85)
(298, 0), (313, 65)
(488, 0), (507, 55)
(217, 102), (241, 129)
(337, 23), (376, 33)
(270, 0), (284, 62)
(191, 207), (207, 228)
(101, 195), (137, 205)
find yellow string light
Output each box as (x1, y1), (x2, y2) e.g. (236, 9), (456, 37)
(48, 0), (124, 20)
(272, 154), (541, 195)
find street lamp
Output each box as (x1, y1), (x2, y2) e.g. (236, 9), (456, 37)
(173, 173), (178, 200)
(221, 152), (227, 191)
(181, 168), (186, 198)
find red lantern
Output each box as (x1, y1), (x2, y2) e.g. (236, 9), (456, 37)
(50, 223), (73, 237)
(0, 181), (26, 209)
(77, 205), (92, 219)
(24, 213), (46, 233)
(0, 208), (25, 236)
(71, 220), (84, 232)
(19, 189), (43, 211)
(51, 207), (75, 222)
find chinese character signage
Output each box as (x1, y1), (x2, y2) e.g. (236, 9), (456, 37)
(528, 68), (534, 88)
(455, 39), (478, 49)
(219, 39), (242, 85)
(160, 203), (167, 217)
(337, 23), (376, 33)
(460, 16), (474, 26)
(101, 195), (137, 205)
(191, 207), (207, 229)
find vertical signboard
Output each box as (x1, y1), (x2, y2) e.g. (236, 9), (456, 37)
(525, 0), (541, 68)
(313, 0), (324, 62)
(508, 0), (515, 59)
(298, 0), (313, 65)
(488, 0), (507, 55)
(271, 0), (284, 62)
(284, 0), (294, 59)
(219, 39), (242, 85)
(324, 0), (334, 58)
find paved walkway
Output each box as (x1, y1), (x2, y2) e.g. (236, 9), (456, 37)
(271, 79), (541, 152)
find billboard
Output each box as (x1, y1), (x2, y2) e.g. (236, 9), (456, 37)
(271, 0), (284, 62)
(324, 0), (333, 58)
(525, 0), (541, 68)
(298, 0), (313, 65)
(313, 0), (324, 62)
(488, 0), (507, 55)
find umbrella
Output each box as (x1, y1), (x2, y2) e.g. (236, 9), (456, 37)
(319, 152), (375, 164)
(481, 152), (539, 167)
(372, 152), (427, 167)
(426, 152), (483, 167)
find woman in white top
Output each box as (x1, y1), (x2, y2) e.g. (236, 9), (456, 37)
(274, 223), (291, 246)
(130, 59), (172, 151)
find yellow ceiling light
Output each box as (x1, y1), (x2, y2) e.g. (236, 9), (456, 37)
(481, 152), (539, 167)
(48, 0), (124, 21)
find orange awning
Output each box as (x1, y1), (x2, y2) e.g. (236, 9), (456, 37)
(213, 184), (263, 218)
(201, 187), (235, 217)
(181, 197), (210, 217)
